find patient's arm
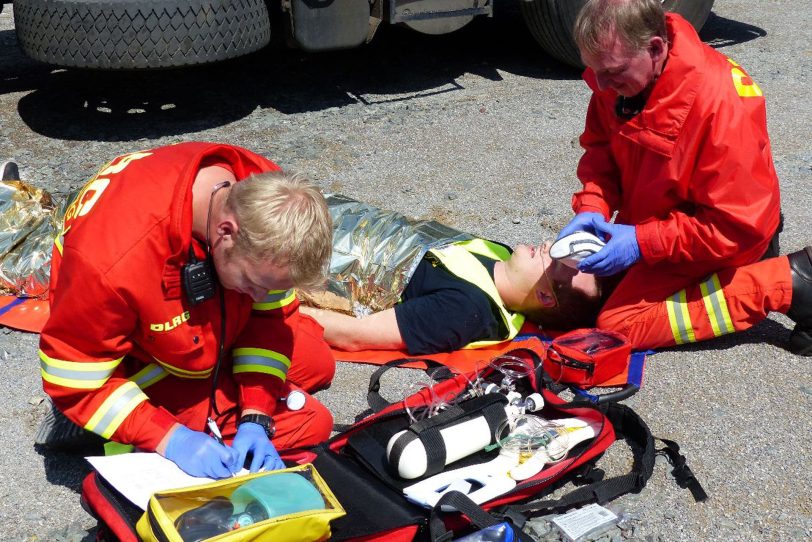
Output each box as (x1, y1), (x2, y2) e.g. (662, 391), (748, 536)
(300, 306), (407, 351)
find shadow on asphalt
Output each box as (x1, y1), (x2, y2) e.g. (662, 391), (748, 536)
(700, 12), (768, 49)
(1, 8), (769, 143)
(36, 445), (93, 492)
(658, 318), (792, 355)
(1, 6), (578, 142)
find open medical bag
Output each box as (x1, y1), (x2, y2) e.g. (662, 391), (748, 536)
(81, 340), (705, 541)
(136, 463), (345, 542)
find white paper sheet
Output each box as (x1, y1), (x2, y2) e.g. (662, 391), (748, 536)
(86, 453), (247, 510)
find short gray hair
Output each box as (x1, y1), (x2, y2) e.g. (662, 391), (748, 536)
(574, 0), (667, 57)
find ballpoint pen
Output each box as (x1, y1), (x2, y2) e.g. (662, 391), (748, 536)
(207, 417), (225, 445)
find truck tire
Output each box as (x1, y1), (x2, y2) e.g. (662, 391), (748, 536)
(520, 0), (715, 68)
(12, 0), (271, 69)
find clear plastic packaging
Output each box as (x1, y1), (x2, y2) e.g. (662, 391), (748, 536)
(452, 521), (516, 542)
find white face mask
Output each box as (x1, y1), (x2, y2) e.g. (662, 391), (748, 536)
(550, 231), (605, 269)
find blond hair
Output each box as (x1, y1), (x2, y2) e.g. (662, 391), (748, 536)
(574, 0), (666, 57)
(225, 170), (332, 290)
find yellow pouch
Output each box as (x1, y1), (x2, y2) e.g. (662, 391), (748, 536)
(136, 463), (345, 542)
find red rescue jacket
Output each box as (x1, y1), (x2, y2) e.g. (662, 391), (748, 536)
(574, 14), (781, 271)
(39, 142), (302, 451)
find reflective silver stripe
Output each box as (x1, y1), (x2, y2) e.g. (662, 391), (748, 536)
(129, 364), (168, 389)
(700, 274), (735, 337)
(39, 351), (121, 390)
(40, 361), (113, 383)
(84, 382), (147, 439)
(232, 347), (290, 380)
(665, 289), (696, 345)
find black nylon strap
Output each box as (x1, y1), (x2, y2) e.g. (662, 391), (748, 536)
(367, 359), (451, 413)
(418, 427), (447, 475)
(429, 491), (535, 542)
(386, 431), (419, 478)
(409, 404), (466, 433)
(481, 401), (509, 440)
(656, 437), (709, 502)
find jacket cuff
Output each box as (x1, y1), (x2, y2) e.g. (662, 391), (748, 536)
(572, 197), (611, 221)
(117, 405), (179, 452)
(635, 220), (666, 263)
(239, 382), (282, 417)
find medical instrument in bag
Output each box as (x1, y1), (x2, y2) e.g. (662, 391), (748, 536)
(401, 415), (600, 509)
(387, 350), (546, 479)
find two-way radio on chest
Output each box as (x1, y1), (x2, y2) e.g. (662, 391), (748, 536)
(181, 180), (233, 428)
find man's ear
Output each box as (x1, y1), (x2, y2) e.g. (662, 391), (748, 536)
(537, 289), (557, 308)
(216, 218), (239, 249)
(648, 36), (667, 63)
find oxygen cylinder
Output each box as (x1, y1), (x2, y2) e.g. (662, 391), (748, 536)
(386, 412), (500, 480)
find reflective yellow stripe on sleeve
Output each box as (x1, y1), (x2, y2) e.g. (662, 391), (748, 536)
(252, 289), (296, 311)
(665, 289), (696, 345)
(232, 347), (290, 380)
(152, 357), (212, 379)
(39, 351), (122, 389)
(128, 363), (169, 390)
(84, 381), (148, 439)
(700, 273), (735, 337)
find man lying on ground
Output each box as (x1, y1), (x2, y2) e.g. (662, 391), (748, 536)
(302, 233), (601, 355)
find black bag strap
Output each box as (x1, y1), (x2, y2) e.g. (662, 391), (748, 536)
(367, 358), (453, 413)
(655, 437), (709, 502)
(428, 491), (535, 542)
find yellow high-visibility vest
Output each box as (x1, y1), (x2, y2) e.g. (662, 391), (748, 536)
(426, 239), (525, 349)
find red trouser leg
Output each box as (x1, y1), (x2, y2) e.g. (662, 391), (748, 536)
(286, 313), (336, 393)
(143, 374), (333, 450)
(138, 314), (335, 449)
(597, 257), (793, 350)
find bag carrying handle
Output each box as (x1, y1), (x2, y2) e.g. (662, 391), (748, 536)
(368, 347), (545, 414)
(570, 384), (640, 405)
(367, 358), (454, 414)
(428, 491), (536, 542)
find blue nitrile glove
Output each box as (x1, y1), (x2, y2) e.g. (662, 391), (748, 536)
(557, 212), (607, 241)
(231, 422), (285, 473)
(578, 218), (641, 276)
(164, 425), (239, 479)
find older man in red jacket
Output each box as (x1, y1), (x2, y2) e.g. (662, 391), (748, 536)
(557, 0), (811, 355)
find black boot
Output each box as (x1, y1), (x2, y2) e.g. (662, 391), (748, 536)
(0, 161), (20, 181)
(787, 246), (812, 356)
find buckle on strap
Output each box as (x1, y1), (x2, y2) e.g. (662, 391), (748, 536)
(656, 438), (709, 503)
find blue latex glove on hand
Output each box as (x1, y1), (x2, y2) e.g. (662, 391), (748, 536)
(557, 212), (607, 241)
(578, 218), (641, 276)
(164, 425), (238, 479)
(231, 422), (285, 473)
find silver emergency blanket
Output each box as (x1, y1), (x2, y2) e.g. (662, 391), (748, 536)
(0, 181), (62, 298)
(300, 194), (473, 317)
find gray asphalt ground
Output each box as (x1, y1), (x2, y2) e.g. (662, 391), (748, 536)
(1, 1), (810, 540)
